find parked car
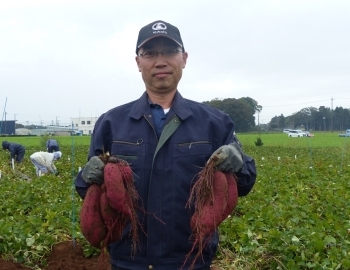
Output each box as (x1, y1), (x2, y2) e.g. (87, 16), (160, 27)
(339, 129), (350, 137)
(288, 130), (306, 137)
(304, 131), (314, 137)
(283, 129), (290, 134)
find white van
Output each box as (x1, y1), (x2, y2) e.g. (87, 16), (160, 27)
(288, 130), (306, 137)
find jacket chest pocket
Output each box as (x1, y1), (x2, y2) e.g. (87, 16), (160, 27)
(172, 141), (212, 175)
(111, 139), (145, 161)
(173, 140), (212, 157)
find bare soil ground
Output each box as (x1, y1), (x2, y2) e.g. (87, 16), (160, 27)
(0, 241), (222, 270)
(0, 241), (110, 270)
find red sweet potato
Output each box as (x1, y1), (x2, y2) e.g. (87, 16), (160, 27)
(104, 163), (132, 218)
(117, 163), (136, 215)
(190, 170), (228, 237)
(80, 184), (107, 248)
(221, 172), (238, 221)
(102, 159), (141, 254)
(119, 163), (133, 183)
(115, 162), (140, 254)
(100, 184), (128, 245)
(184, 158), (234, 270)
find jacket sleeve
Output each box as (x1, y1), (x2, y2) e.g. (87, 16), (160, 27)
(219, 125), (256, 197)
(235, 154), (257, 197)
(232, 132), (257, 196)
(75, 170), (91, 198)
(49, 163), (57, 173)
(9, 145), (15, 159)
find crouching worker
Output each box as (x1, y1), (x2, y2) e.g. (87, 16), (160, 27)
(46, 139), (60, 153)
(2, 141), (26, 163)
(30, 151), (62, 176)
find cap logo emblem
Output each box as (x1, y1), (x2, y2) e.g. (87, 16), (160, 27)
(152, 22), (167, 31)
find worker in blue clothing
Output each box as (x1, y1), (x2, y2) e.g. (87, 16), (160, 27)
(46, 139), (60, 153)
(75, 20), (257, 270)
(2, 141), (26, 163)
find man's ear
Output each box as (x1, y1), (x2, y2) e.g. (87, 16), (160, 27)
(182, 52), (188, 69)
(135, 56), (141, 72)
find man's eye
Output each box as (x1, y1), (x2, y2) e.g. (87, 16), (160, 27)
(144, 51), (155, 56)
(165, 49), (176, 55)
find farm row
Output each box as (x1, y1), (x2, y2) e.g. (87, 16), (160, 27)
(0, 134), (349, 269)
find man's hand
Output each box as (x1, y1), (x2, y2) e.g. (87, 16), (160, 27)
(81, 156), (105, 185)
(208, 142), (244, 173)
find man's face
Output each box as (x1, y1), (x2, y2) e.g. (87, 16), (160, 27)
(135, 37), (188, 95)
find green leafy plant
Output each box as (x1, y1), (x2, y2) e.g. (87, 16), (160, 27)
(254, 137), (264, 146)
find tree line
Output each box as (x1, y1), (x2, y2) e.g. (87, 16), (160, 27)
(203, 98), (350, 132)
(269, 106), (350, 131)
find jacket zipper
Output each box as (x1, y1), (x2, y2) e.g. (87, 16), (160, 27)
(143, 115), (159, 142)
(112, 139), (143, 146)
(178, 141), (210, 149)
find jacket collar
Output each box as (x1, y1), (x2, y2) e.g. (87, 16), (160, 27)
(129, 91), (193, 120)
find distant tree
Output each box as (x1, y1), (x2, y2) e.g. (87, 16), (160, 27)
(279, 114), (285, 129)
(269, 116), (279, 130)
(239, 97), (262, 115)
(333, 107), (350, 130)
(268, 114), (286, 130)
(203, 97), (257, 132)
(314, 106), (331, 131)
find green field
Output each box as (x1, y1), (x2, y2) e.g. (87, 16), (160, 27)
(1, 134), (350, 269)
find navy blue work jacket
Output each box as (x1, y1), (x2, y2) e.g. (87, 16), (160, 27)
(2, 141), (25, 159)
(75, 91), (256, 270)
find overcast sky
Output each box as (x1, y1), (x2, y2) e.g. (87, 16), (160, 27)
(1, 0), (349, 127)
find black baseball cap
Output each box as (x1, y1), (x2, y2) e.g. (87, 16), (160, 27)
(136, 20), (184, 54)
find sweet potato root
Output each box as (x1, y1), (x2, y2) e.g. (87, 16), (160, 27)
(100, 184), (128, 245)
(80, 156), (141, 255)
(104, 162), (132, 218)
(184, 158), (239, 270)
(190, 170), (228, 237)
(222, 172), (238, 221)
(103, 158), (140, 254)
(80, 184), (107, 248)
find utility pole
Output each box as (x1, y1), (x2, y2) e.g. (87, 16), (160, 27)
(257, 111), (260, 137)
(331, 97), (333, 132)
(4, 111), (7, 134)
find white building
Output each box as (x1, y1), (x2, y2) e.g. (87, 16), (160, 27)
(30, 126), (79, 136)
(70, 117), (99, 135)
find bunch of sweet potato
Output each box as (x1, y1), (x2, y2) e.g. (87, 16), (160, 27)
(184, 159), (238, 269)
(79, 157), (139, 252)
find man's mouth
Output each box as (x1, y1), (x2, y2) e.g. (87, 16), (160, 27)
(154, 72), (171, 78)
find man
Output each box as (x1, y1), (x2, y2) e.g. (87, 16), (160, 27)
(46, 139), (60, 153)
(75, 20), (257, 270)
(30, 151), (62, 176)
(2, 141), (26, 163)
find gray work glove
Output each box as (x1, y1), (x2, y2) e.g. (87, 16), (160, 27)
(81, 156), (105, 185)
(208, 142), (244, 173)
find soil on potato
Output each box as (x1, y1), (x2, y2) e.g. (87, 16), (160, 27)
(0, 241), (111, 270)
